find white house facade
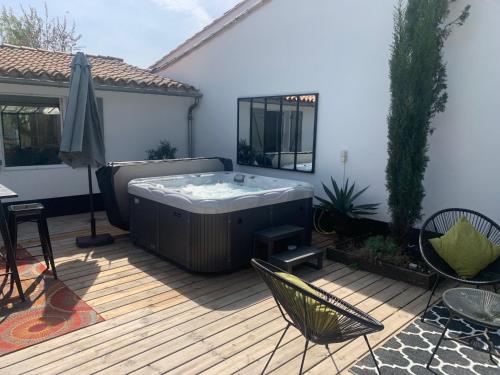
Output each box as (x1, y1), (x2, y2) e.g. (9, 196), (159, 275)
(0, 45), (199, 210)
(152, 0), (500, 224)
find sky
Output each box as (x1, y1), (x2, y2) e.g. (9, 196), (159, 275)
(1, 0), (242, 68)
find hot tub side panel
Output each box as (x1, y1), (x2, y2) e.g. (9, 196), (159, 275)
(189, 213), (232, 272)
(229, 205), (273, 269)
(129, 195), (313, 272)
(129, 196), (159, 252)
(159, 204), (191, 267)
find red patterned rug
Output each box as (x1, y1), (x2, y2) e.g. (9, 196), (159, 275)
(0, 247), (104, 355)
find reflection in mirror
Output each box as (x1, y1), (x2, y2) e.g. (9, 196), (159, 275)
(238, 93), (317, 173)
(237, 98), (253, 165)
(251, 98), (267, 166)
(262, 97), (281, 168)
(279, 96), (298, 170)
(296, 96), (315, 172)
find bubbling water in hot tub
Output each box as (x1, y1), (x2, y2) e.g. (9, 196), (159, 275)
(175, 182), (264, 199)
(132, 172), (313, 208)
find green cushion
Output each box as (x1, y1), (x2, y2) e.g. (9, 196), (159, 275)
(429, 217), (500, 279)
(277, 272), (318, 295)
(276, 272), (339, 334)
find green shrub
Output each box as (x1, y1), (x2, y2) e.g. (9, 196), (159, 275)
(237, 139), (256, 165)
(315, 178), (379, 218)
(364, 235), (399, 257)
(386, 0), (470, 243)
(146, 140), (177, 160)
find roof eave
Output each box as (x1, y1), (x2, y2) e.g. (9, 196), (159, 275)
(150, 0), (270, 72)
(0, 76), (201, 98)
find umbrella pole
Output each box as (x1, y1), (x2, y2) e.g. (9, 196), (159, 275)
(76, 165), (114, 248)
(88, 164), (96, 237)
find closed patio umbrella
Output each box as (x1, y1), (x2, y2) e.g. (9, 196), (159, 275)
(60, 52), (113, 248)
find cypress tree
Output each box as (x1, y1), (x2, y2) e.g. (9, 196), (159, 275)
(386, 0), (470, 243)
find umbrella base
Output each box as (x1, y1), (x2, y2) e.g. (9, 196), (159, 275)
(76, 233), (114, 248)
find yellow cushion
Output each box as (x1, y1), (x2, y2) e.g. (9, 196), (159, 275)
(429, 217), (500, 279)
(276, 272), (339, 334)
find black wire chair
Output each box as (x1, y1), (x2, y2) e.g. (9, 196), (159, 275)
(419, 208), (500, 321)
(251, 258), (384, 374)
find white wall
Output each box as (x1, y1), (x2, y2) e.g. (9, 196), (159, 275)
(0, 83), (193, 202)
(159, 0), (500, 224)
(423, 0), (500, 223)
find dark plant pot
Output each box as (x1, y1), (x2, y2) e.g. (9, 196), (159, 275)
(326, 246), (437, 289)
(327, 211), (366, 237)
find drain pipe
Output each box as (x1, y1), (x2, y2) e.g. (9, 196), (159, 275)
(187, 95), (201, 158)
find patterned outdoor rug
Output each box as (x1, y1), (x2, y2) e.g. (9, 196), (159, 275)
(350, 302), (500, 375)
(0, 247), (103, 355)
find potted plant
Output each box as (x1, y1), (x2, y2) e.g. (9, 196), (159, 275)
(146, 140), (177, 160)
(237, 139), (256, 165)
(315, 178), (379, 236)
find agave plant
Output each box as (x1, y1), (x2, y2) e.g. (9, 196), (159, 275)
(315, 178), (379, 218)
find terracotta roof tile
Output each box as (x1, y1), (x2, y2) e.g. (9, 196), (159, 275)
(0, 44), (198, 95)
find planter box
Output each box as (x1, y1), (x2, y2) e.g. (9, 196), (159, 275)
(327, 246), (437, 289)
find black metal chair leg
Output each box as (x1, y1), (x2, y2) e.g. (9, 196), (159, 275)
(0, 206), (24, 301)
(4, 245), (13, 288)
(9, 255), (23, 299)
(427, 315), (452, 369)
(485, 329), (499, 366)
(261, 324), (290, 375)
(325, 344), (340, 374)
(4, 236), (11, 275)
(41, 216), (57, 279)
(364, 335), (381, 375)
(37, 219), (50, 269)
(299, 339), (309, 375)
(6, 213), (17, 276)
(7, 212), (17, 253)
(34, 214), (57, 279)
(421, 276), (440, 322)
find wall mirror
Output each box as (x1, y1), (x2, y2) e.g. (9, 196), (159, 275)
(237, 93), (318, 173)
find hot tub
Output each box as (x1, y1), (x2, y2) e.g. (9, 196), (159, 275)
(128, 172), (314, 272)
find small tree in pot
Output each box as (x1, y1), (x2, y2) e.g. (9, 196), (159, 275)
(386, 0), (470, 244)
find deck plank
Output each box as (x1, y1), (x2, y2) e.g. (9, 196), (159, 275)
(76, 265), (351, 375)
(47, 264), (345, 375)
(0, 212), (444, 375)
(127, 273), (388, 374)
(200, 277), (415, 375)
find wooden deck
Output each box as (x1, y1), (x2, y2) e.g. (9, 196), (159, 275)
(0, 212), (448, 374)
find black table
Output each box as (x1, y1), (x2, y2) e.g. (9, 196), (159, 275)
(428, 287), (500, 368)
(0, 184), (25, 301)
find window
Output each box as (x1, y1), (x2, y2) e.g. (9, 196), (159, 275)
(0, 95), (62, 167)
(237, 94), (318, 173)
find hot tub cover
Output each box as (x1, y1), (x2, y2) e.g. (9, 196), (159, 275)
(128, 172), (314, 214)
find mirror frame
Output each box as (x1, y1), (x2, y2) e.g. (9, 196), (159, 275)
(236, 93), (318, 173)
